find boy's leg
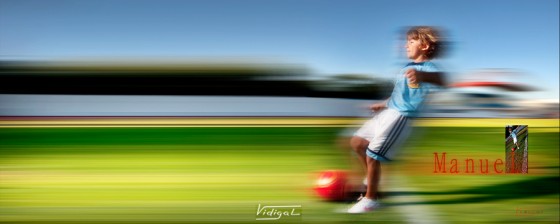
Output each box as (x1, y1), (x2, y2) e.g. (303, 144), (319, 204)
(347, 156), (381, 213)
(349, 116), (378, 183)
(365, 156), (381, 199)
(348, 109), (409, 213)
(350, 136), (369, 172)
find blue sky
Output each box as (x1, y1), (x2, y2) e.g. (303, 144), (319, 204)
(0, 0), (558, 99)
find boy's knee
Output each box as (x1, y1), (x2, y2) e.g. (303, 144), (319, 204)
(350, 136), (369, 152)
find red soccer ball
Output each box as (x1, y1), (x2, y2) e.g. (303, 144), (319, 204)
(313, 170), (350, 201)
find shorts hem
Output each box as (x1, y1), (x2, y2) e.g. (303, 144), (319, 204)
(366, 148), (392, 162)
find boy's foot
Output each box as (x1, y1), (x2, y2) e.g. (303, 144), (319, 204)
(347, 197), (379, 213)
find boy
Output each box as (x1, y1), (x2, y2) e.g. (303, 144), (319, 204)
(347, 26), (446, 213)
(508, 126), (519, 151)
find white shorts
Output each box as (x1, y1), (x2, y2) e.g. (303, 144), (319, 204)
(354, 108), (411, 161)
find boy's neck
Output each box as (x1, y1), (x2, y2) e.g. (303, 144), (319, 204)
(412, 58), (428, 63)
(410, 59), (429, 64)
(411, 55), (429, 63)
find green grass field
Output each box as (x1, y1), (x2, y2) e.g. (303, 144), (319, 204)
(0, 122), (558, 223)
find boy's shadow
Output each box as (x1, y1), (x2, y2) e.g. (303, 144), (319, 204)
(383, 175), (559, 206)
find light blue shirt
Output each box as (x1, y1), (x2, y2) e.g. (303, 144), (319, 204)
(386, 61), (441, 117)
(510, 129), (517, 140)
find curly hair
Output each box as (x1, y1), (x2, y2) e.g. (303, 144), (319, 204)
(406, 26), (445, 59)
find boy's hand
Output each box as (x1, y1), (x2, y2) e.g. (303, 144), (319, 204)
(369, 102), (387, 112)
(405, 68), (421, 85)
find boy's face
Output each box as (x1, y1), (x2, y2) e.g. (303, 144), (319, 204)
(405, 37), (429, 62)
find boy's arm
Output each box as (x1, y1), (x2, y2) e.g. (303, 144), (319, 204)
(420, 71), (446, 86)
(405, 69), (446, 86)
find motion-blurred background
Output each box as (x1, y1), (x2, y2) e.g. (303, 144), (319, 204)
(1, 0), (558, 223)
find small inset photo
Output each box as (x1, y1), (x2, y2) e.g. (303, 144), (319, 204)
(505, 125), (528, 173)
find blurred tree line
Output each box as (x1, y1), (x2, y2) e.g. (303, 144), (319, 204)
(0, 61), (392, 100)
